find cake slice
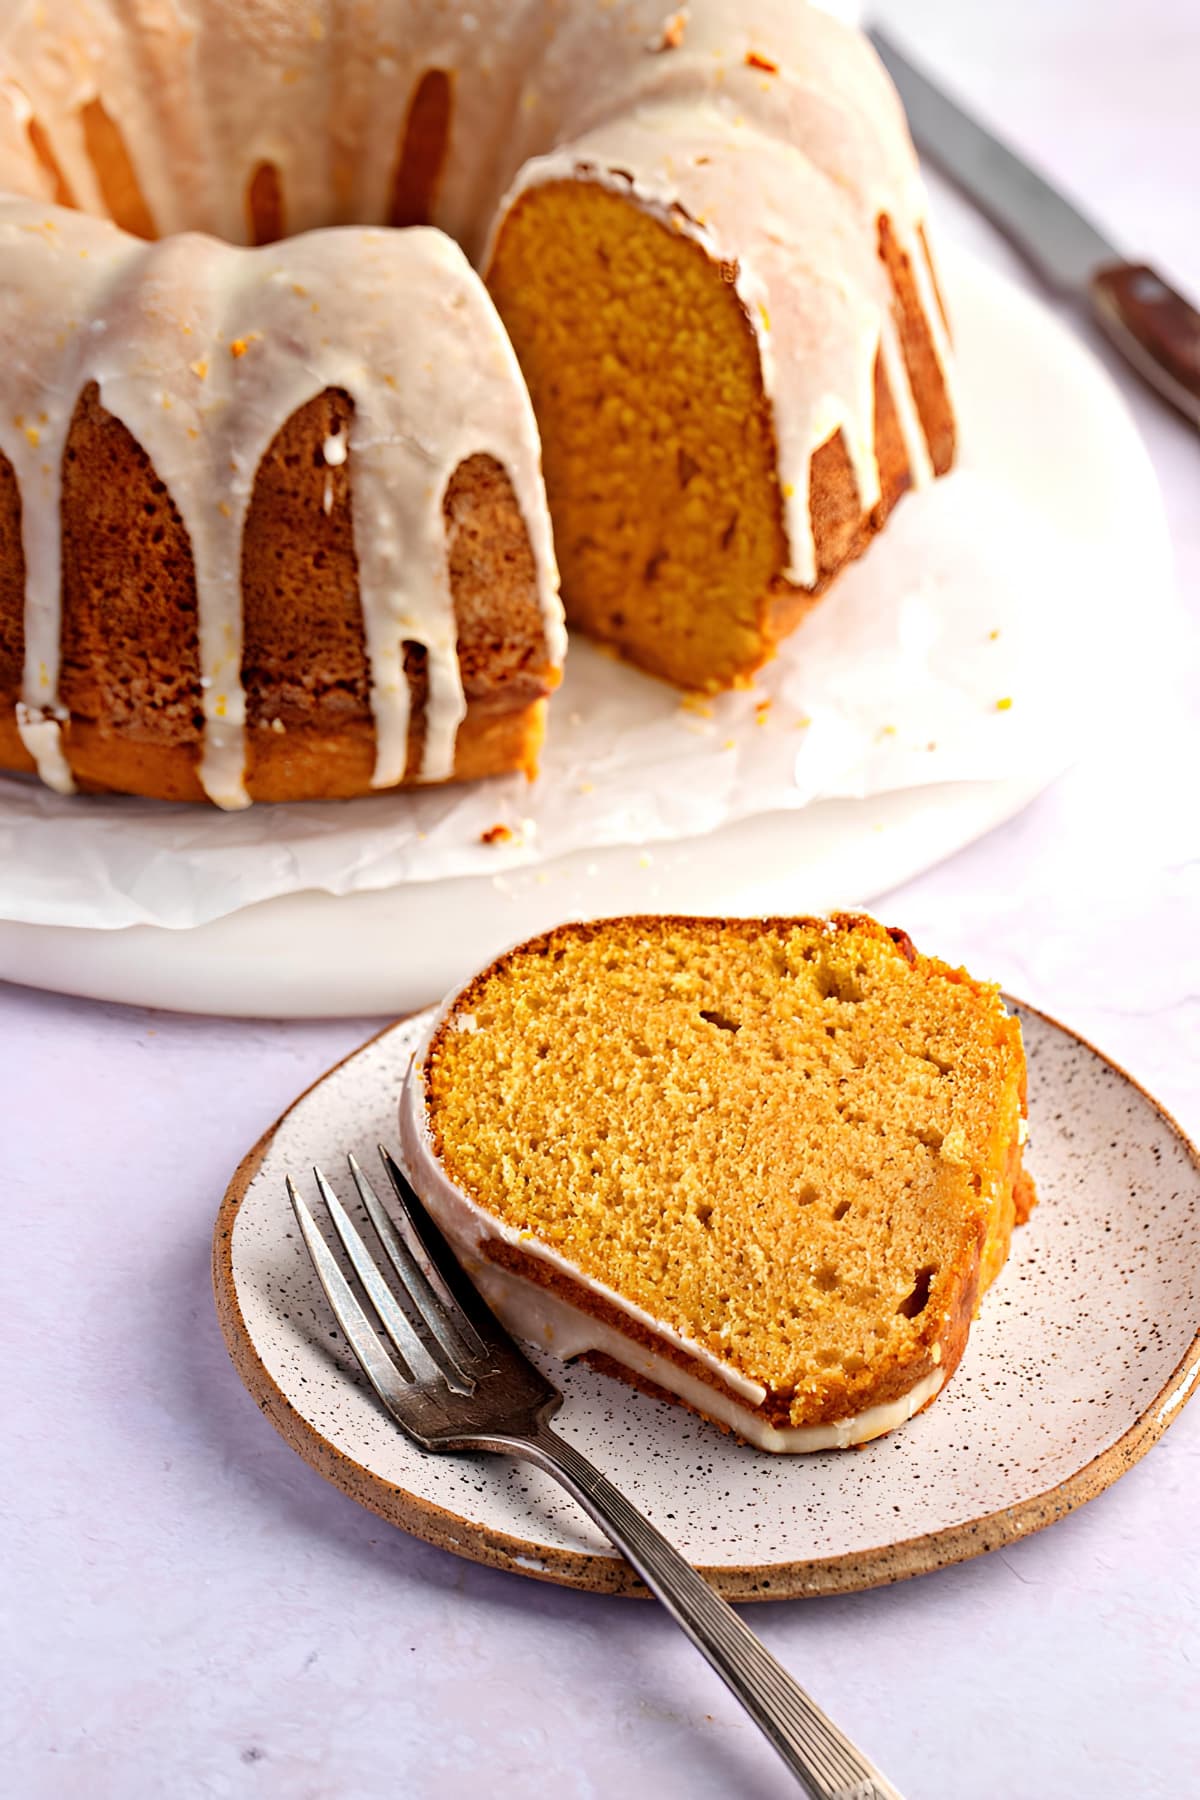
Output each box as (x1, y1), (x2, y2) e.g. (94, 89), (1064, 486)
(400, 916), (1034, 1452)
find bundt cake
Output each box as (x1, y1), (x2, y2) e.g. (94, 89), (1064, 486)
(0, 1), (954, 807)
(401, 916), (1033, 1452)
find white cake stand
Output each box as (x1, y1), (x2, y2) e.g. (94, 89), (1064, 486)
(0, 250), (1169, 1017)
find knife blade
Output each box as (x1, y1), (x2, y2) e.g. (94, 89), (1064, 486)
(870, 27), (1200, 431)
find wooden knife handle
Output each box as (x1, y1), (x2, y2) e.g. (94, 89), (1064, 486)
(1090, 262), (1200, 429)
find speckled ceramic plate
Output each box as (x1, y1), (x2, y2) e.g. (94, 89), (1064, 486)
(213, 1002), (1200, 1601)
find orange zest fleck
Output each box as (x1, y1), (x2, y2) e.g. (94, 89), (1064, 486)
(654, 10), (688, 51)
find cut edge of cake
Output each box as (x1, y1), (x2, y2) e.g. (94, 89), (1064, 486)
(400, 914), (1034, 1453)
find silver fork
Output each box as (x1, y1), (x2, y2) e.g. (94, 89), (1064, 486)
(287, 1146), (906, 1800)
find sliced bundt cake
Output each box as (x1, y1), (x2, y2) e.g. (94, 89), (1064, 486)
(1, 1), (951, 804)
(401, 915), (1033, 1452)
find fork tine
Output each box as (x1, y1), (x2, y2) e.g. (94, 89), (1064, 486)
(374, 1146), (492, 1358)
(312, 1166), (471, 1394)
(347, 1153), (486, 1368)
(286, 1176), (414, 1422)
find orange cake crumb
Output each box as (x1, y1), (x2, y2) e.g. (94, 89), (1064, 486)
(421, 915), (1033, 1441)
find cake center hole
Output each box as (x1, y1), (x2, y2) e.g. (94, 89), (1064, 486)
(25, 66), (456, 249)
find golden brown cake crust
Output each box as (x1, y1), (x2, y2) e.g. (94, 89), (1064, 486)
(760, 346), (916, 652)
(425, 913), (1032, 1437)
(482, 1227), (984, 1434)
(0, 385), (558, 801)
(755, 218), (956, 662)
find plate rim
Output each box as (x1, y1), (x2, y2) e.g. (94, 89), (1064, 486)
(212, 1000), (1200, 1602)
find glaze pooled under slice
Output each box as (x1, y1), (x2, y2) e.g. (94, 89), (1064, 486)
(402, 915), (1033, 1451)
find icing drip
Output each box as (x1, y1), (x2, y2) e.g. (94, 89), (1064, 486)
(0, 199), (559, 803)
(0, 206), (134, 794)
(1, 0), (945, 802)
(496, 89), (945, 588)
(322, 427), (348, 466)
(452, 1251), (946, 1452)
(15, 705), (73, 793)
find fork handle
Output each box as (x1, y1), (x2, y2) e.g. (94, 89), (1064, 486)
(494, 1419), (905, 1800)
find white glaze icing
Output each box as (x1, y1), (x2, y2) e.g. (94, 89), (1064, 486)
(437, 1235), (945, 1452)
(0, 203), (560, 803)
(0, 0), (947, 803)
(490, 0), (951, 586)
(398, 994), (947, 1453)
